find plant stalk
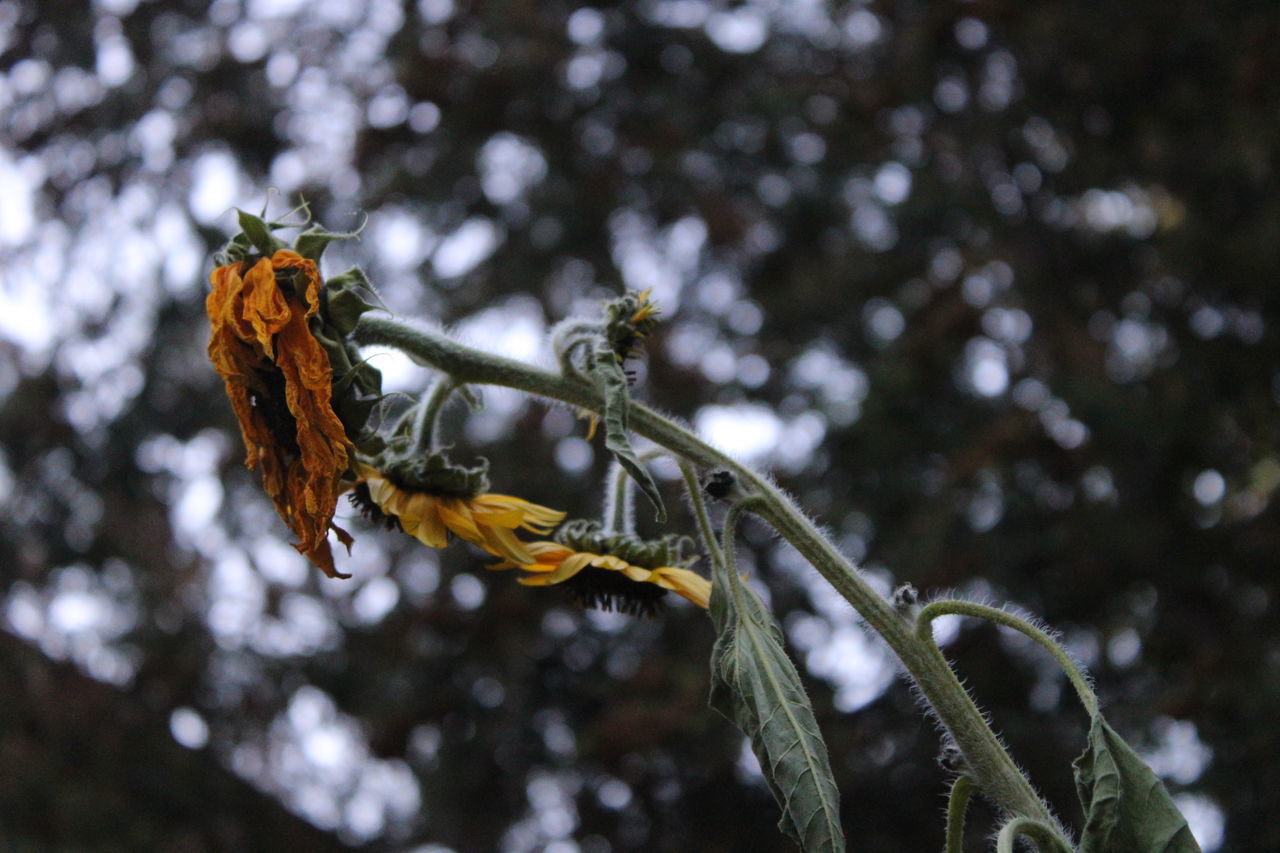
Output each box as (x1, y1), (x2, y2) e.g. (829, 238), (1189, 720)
(353, 314), (1061, 831)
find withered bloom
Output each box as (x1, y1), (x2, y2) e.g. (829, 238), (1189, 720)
(207, 250), (354, 578)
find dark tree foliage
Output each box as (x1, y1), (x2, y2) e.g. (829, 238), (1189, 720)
(0, 0), (1273, 850)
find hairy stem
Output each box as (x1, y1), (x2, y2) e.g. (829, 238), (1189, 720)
(945, 775), (974, 853)
(676, 458), (726, 570)
(354, 314), (1060, 828)
(917, 600), (1098, 717)
(996, 818), (1075, 853)
(412, 376), (457, 454)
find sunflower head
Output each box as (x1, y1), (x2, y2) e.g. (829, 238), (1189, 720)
(218, 208), (385, 444)
(207, 208), (384, 579)
(491, 519), (708, 617)
(351, 451), (564, 565)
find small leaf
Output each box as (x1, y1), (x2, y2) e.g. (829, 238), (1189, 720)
(294, 216), (366, 262)
(235, 209), (287, 256)
(709, 558), (845, 852)
(589, 338), (665, 522)
(1074, 715), (1201, 853)
(324, 267), (381, 336)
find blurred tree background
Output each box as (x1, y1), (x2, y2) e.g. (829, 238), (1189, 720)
(1, 0), (1274, 850)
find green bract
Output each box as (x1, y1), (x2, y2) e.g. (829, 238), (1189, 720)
(372, 446), (491, 499)
(553, 519), (695, 571)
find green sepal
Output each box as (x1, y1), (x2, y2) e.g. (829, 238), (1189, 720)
(588, 337), (666, 522)
(309, 269), (385, 444)
(708, 554), (846, 853)
(375, 447), (491, 498)
(293, 215), (366, 263)
(216, 208), (296, 264)
(1074, 716), (1201, 853)
(324, 267), (382, 336)
(238, 208), (289, 256)
(554, 519), (695, 570)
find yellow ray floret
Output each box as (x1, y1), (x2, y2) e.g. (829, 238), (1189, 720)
(207, 250), (353, 578)
(628, 288), (661, 324)
(358, 468), (564, 566)
(491, 541), (711, 611)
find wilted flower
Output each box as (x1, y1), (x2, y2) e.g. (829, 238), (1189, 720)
(489, 520), (710, 616)
(207, 249), (354, 578)
(351, 458), (564, 565)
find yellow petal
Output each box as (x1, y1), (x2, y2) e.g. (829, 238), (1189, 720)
(535, 551), (597, 584)
(395, 492), (430, 530)
(468, 507), (526, 529)
(477, 522), (534, 565)
(368, 477), (396, 506)
(487, 540), (570, 570)
(474, 494), (565, 533)
(517, 562), (564, 573)
(517, 574), (560, 587)
(588, 554), (633, 573)
(525, 541), (574, 560)
(650, 567), (712, 609)
(413, 500), (450, 548)
(438, 498), (484, 543)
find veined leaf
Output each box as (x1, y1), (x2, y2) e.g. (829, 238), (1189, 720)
(709, 557), (845, 852)
(588, 338), (666, 521)
(1074, 715), (1201, 853)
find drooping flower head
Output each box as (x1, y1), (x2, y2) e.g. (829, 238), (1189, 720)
(489, 519), (710, 616)
(208, 250), (352, 576)
(206, 208), (383, 579)
(351, 450), (564, 566)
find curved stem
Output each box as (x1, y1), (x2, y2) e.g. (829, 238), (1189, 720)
(412, 376), (457, 454)
(720, 496), (766, 580)
(676, 458), (726, 570)
(996, 818), (1075, 853)
(945, 775), (974, 853)
(353, 314), (1058, 826)
(917, 600), (1098, 718)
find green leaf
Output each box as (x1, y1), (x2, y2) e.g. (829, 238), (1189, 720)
(1074, 715), (1201, 853)
(709, 558), (845, 853)
(588, 338), (665, 522)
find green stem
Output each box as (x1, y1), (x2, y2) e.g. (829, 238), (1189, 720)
(750, 495), (1059, 829)
(995, 818), (1075, 853)
(945, 775), (974, 853)
(720, 497), (766, 582)
(353, 314), (1060, 827)
(412, 375), (457, 454)
(917, 600), (1098, 718)
(676, 458), (726, 571)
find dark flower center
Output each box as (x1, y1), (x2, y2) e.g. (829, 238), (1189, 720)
(248, 366), (300, 461)
(348, 482), (402, 532)
(560, 567), (667, 618)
